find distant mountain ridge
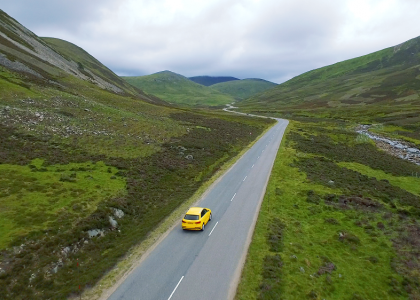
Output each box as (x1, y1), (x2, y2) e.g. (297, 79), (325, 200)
(123, 71), (235, 106)
(211, 78), (277, 101)
(189, 75), (239, 86)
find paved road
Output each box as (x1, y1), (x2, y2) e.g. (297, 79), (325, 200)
(108, 118), (289, 300)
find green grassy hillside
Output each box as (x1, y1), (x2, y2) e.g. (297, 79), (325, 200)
(237, 120), (420, 300)
(237, 36), (420, 121)
(0, 10), (275, 299)
(189, 75), (239, 86)
(41, 37), (151, 98)
(0, 10), (160, 100)
(235, 35), (420, 300)
(123, 71), (235, 106)
(211, 78), (277, 101)
(237, 35), (420, 144)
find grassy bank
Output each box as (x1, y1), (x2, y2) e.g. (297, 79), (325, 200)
(236, 120), (420, 299)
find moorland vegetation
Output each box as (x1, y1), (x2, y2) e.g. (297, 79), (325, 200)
(3, 6), (420, 300)
(236, 35), (420, 299)
(0, 10), (274, 299)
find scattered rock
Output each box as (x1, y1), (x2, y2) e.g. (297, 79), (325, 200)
(61, 247), (71, 257)
(113, 208), (125, 219)
(109, 216), (118, 228)
(300, 267), (305, 273)
(12, 245), (24, 255)
(88, 229), (104, 238)
(57, 258), (63, 267)
(407, 148), (420, 154)
(185, 154), (194, 160)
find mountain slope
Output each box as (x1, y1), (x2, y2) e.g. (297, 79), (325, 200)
(189, 75), (239, 86)
(238, 35), (420, 122)
(211, 78), (277, 101)
(122, 71), (235, 106)
(41, 37), (153, 98)
(0, 10), (128, 95)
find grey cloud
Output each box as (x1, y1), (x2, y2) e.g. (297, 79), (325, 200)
(1, 0), (117, 35)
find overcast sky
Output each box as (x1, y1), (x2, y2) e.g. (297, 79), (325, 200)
(1, 0), (420, 83)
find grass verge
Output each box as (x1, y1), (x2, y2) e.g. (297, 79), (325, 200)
(236, 120), (420, 300)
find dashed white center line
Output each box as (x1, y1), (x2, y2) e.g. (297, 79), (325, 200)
(243, 176), (247, 181)
(208, 221), (219, 236)
(230, 193), (236, 201)
(168, 276), (184, 300)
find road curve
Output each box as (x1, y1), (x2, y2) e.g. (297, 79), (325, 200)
(108, 118), (289, 300)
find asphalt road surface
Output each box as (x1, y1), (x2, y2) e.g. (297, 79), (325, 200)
(108, 118), (289, 300)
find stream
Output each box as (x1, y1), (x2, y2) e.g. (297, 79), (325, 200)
(356, 125), (420, 167)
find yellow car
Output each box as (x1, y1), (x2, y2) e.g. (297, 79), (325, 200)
(182, 207), (212, 231)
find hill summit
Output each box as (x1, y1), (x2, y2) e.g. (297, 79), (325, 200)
(211, 78), (277, 101)
(122, 71), (235, 106)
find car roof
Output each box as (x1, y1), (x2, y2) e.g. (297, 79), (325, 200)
(186, 207), (203, 215)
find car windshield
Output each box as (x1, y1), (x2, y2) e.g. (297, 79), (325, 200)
(184, 214), (199, 220)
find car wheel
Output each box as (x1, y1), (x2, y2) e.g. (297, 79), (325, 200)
(209, 213), (212, 221)
(201, 223), (205, 231)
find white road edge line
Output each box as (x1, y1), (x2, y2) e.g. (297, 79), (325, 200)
(230, 193), (237, 201)
(168, 276), (184, 300)
(208, 221), (219, 236)
(243, 176), (247, 181)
